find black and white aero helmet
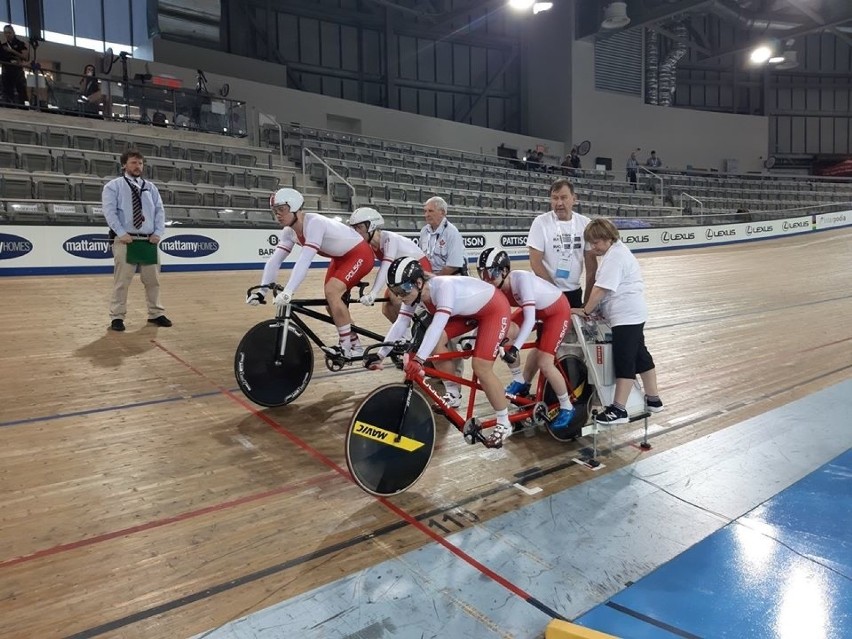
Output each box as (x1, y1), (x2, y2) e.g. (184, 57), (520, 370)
(477, 247), (510, 280)
(387, 256), (424, 289)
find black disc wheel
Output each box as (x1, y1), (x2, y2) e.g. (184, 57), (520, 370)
(543, 354), (593, 441)
(234, 319), (313, 407)
(346, 383), (436, 497)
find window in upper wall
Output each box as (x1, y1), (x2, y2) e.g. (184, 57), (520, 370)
(39, 0), (141, 53)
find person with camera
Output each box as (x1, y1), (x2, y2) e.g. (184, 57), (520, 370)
(477, 248), (575, 431)
(1, 25), (28, 105)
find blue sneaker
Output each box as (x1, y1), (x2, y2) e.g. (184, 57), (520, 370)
(505, 381), (530, 397)
(550, 407), (575, 430)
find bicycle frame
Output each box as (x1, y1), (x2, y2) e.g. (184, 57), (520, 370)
(405, 341), (567, 436)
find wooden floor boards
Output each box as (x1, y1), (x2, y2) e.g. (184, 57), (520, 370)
(0, 228), (849, 638)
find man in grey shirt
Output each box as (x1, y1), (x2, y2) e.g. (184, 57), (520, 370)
(419, 196), (466, 275)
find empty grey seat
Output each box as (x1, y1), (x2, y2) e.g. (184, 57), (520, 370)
(6, 126), (38, 145)
(74, 180), (105, 202)
(247, 210), (275, 226)
(73, 134), (102, 151)
(35, 178), (71, 200)
(159, 144), (186, 160)
(232, 171), (257, 190)
(209, 150), (233, 165)
(207, 168), (232, 187)
(43, 130), (71, 149)
(233, 153), (257, 166)
(218, 209), (250, 226)
(1, 174), (33, 199)
(256, 174), (280, 191)
(149, 163), (179, 183)
(229, 192), (256, 208)
(186, 148), (210, 162)
(181, 166), (206, 185)
(167, 207), (192, 225)
(188, 207), (222, 225)
(90, 158), (120, 178)
(202, 191), (228, 207)
(57, 152), (88, 175)
(49, 202), (90, 223)
(7, 201), (48, 222)
(170, 189), (203, 207)
(0, 147), (18, 169)
(133, 141), (159, 157)
(331, 182), (351, 204)
(20, 149), (53, 172)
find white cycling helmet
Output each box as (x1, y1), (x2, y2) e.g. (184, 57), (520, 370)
(269, 187), (304, 212)
(347, 207), (385, 234)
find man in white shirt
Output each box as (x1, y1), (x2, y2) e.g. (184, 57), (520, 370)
(526, 178), (597, 310)
(419, 196), (466, 275)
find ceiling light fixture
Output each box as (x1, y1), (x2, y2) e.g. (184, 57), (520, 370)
(508, 0), (535, 10)
(749, 45), (773, 64)
(533, 2), (553, 14)
(601, 2), (630, 29)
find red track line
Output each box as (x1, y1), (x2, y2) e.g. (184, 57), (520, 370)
(0, 472), (336, 570)
(152, 340), (538, 602)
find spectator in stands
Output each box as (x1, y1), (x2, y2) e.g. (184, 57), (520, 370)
(78, 64), (108, 116)
(526, 178), (597, 310)
(248, 188), (375, 359)
(561, 147), (581, 176)
(0, 25), (28, 105)
(645, 150), (662, 168)
(103, 150), (171, 332)
(574, 217), (663, 424)
(626, 151), (639, 189)
(348, 207), (431, 323)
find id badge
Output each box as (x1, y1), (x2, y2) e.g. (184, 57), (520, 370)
(555, 255), (571, 281)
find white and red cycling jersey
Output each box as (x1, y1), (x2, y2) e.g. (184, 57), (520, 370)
(500, 270), (570, 355)
(260, 212), (374, 294)
(381, 275), (510, 361)
(369, 231), (430, 298)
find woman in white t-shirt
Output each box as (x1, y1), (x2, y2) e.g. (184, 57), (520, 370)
(574, 218), (663, 425)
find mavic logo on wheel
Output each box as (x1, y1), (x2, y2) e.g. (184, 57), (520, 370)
(353, 421), (424, 451)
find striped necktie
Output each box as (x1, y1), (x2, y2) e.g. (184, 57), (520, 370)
(125, 178), (144, 229)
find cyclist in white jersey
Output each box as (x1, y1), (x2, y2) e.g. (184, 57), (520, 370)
(364, 257), (514, 448)
(477, 248), (575, 431)
(246, 188), (374, 357)
(348, 207), (431, 323)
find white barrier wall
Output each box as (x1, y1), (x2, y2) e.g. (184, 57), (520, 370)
(0, 212), (849, 276)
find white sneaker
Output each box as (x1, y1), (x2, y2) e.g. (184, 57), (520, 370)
(430, 392), (462, 414)
(485, 422), (512, 448)
(342, 343), (364, 359)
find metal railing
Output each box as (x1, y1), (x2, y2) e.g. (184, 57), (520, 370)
(12, 67), (248, 138)
(302, 146), (355, 204)
(639, 165), (664, 199)
(679, 192), (704, 215)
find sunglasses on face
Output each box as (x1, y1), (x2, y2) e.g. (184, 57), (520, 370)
(390, 282), (415, 297)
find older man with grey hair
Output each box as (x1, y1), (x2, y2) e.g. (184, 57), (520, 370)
(418, 195), (469, 408)
(419, 196), (467, 276)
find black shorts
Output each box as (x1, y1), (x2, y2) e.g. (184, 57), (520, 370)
(611, 322), (655, 379)
(563, 288), (582, 310)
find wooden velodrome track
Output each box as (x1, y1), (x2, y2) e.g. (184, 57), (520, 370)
(0, 228), (850, 638)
